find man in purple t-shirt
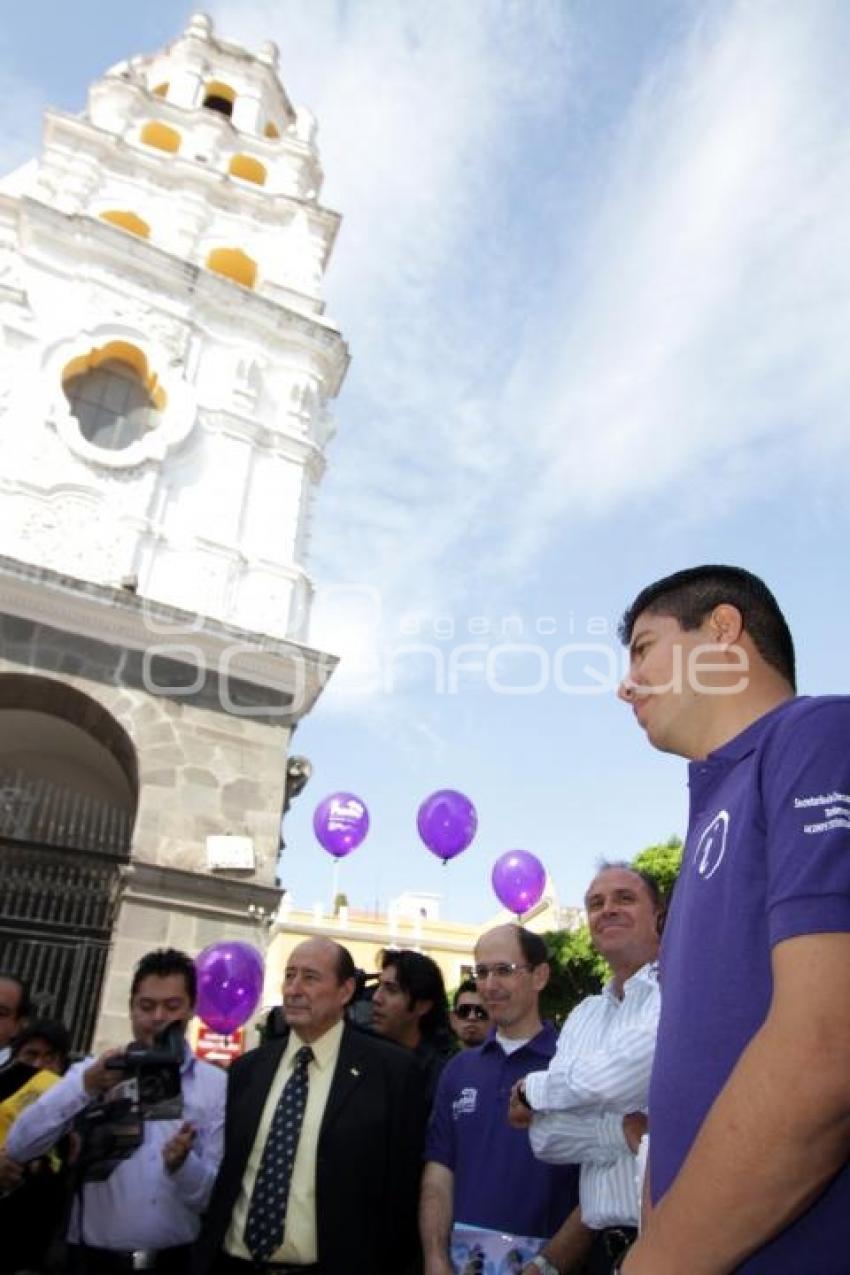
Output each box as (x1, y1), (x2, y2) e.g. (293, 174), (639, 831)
(420, 925), (578, 1275)
(615, 564), (850, 1275)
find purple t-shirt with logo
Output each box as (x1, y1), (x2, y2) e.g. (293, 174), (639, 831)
(426, 1024), (578, 1238)
(650, 696), (850, 1272)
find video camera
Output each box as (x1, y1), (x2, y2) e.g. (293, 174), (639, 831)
(74, 1020), (185, 1182)
(347, 968), (379, 1030)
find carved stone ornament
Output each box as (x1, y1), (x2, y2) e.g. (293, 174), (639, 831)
(21, 490), (130, 578)
(232, 352), (266, 409)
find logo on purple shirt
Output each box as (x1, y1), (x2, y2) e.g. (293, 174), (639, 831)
(695, 809), (729, 880)
(452, 1087), (477, 1118)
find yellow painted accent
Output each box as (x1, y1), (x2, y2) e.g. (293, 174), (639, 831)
(203, 80), (236, 106)
(140, 121), (181, 154)
(229, 154), (267, 186)
(100, 210), (150, 239)
(206, 247), (258, 290)
(152, 82), (169, 98)
(61, 342), (167, 411)
(264, 121), (280, 139)
(0, 1070), (61, 1147)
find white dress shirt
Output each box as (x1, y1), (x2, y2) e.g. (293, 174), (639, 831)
(526, 963), (660, 1229)
(7, 1049), (225, 1250)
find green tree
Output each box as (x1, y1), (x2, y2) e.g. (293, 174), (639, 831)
(540, 925), (608, 1026)
(632, 835), (683, 901)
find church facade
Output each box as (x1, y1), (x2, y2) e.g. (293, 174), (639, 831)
(0, 15), (347, 1049)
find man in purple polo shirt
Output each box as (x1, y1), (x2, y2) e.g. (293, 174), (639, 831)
(420, 925), (578, 1274)
(616, 564), (850, 1274)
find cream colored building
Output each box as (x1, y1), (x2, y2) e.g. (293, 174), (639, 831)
(260, 888), (585, 1008)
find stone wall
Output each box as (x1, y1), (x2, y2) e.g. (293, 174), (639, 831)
(0, 611), (291, 883)
(94, 862), (279, 1051)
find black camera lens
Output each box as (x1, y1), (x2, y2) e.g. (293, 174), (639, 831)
(138, 1071), (168, 1103)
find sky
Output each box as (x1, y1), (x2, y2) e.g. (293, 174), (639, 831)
(3, 1), (849, 922)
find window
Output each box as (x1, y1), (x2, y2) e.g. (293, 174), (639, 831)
(152, 82), (169, 98)
(264, 121), (280, 140)
(140, 121), (181, 154)
(62, 343), (165, 452)
(203, 81), (236, 118)
(229, 154), (266, 186)
(99, 210), (150, 239)
(205, 247), (257, 289)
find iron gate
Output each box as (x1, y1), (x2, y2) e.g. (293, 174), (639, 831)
(0, 770), (132, 1053)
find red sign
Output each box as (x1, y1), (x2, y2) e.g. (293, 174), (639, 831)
(196, 1025), (245, 1068)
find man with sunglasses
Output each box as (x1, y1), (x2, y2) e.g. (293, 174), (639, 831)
(450, 981), (490, 1050)
(420, 926), (578, 1275)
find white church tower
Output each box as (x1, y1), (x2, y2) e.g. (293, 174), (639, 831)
(0, 16), (347, 1049)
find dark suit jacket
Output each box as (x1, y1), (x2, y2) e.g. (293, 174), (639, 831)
(193, 1022), (426, 1275)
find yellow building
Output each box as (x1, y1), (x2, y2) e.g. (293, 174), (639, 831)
(261, 887), (584, 1007)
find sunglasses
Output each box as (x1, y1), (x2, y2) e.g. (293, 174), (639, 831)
(455, 1003), (489, 1021)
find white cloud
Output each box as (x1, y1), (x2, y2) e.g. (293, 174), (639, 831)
(210, 1), (850, 718)
(210, 0), (574, 596)
(523, 0), (850, 535)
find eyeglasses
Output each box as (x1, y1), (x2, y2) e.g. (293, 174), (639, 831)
(473, 962), (534, 981)
(454, 1003), (489, 1021)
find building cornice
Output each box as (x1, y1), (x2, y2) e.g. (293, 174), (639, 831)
(8, 196), (350, 395)
(271, 916), (479, 957)
(43, 107), (340, 260)
(0, 554), (338, 714)
(121, 857), (283, 921)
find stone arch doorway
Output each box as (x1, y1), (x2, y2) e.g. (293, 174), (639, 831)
(0, 674), (138, 1051)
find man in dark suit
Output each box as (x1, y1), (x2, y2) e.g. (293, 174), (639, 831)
(195, 937), (426, 1275)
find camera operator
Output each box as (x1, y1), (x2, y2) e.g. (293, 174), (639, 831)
(6, 948), (225, 1275)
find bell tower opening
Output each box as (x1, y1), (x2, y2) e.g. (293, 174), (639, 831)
(202, 80), (236, 117)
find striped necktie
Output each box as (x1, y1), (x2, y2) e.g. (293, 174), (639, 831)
(244, 1044), (314, 1261)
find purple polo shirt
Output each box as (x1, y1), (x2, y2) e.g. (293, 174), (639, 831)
(649, 696), (850, 1272)
(426, 1023), (578, 1237)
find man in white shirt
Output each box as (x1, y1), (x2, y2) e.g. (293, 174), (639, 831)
(509, 864), (662, 1275)
(7, 947), (226, 1274)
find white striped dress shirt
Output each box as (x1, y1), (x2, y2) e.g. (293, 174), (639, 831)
(526, 963), (660, 1229)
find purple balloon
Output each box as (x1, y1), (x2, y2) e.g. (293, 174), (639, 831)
(195, 941), (264, 1035)
(313, 792), (370, 859)
(417, 789), (478, 863)
(491, 850), (547, 916)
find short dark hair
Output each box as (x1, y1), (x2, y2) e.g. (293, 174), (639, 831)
(452, 978), (479, 1010)
(0, 971), (32, 1021)
(513, 926), (549, 969)
(381, 949), (451, 1041)
(13, 1018), (71, 1065)
(130, 949), (197, 1004)
(334, 943), (357, 985)
(591, 861), (663, 911)
(619, 565), (796, 690)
